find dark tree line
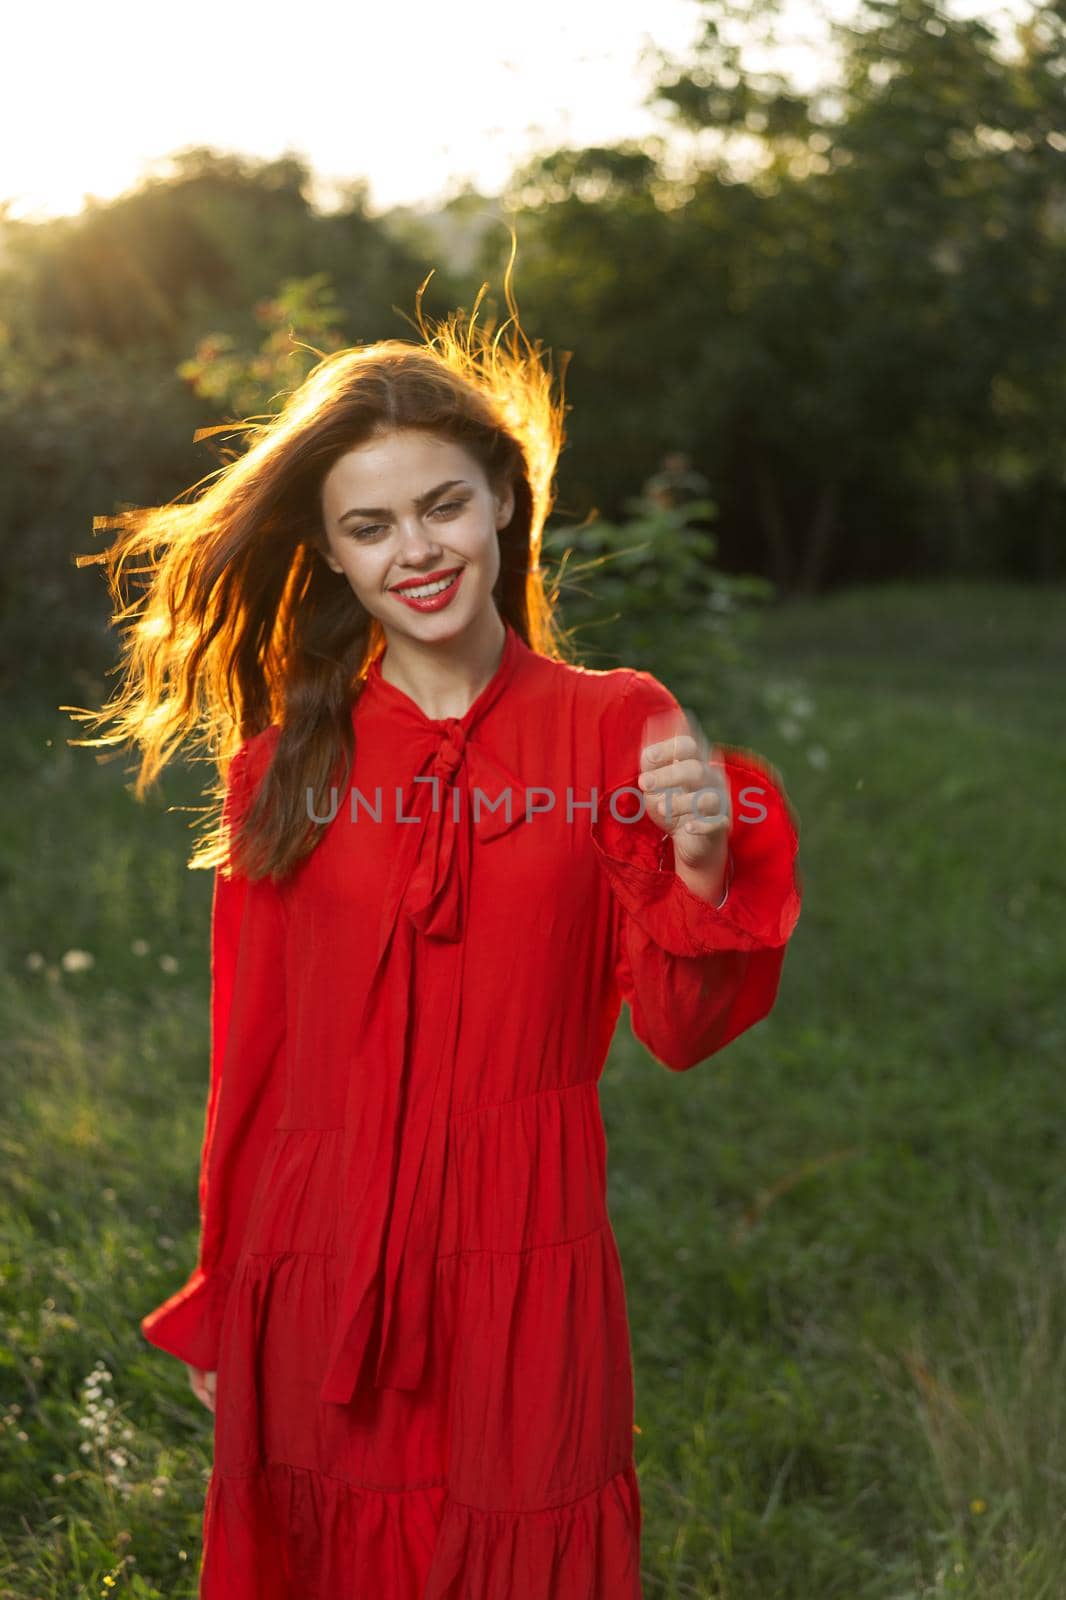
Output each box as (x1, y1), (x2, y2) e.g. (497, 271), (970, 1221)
(2, 0), (1064, 694)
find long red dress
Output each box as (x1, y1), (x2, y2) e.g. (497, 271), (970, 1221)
(141, 619), (803, 1598)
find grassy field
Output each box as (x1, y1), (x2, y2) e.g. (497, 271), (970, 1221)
(1, 580), (1063, 1597)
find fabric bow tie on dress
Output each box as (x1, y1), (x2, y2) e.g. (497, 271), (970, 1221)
(319, 645), (526, 1407)
(398, 719), (518, 942)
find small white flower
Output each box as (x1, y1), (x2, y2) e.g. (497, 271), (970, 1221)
(25, 952), (46, 971)
(806, 745), (830, 770)
(60, 949), (95, 973)
(131, 938), (150, 957)
(79, 1440), (93, 1454)
(158, 954), (180, 975)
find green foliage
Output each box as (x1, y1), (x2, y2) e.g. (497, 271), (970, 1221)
(0, 324), (209, 696)
(177, 272), (349, 420)
(545, 494), (774, 722)
(477, 0), (1066, 590)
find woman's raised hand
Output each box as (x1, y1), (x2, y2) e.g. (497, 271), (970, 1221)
(637, 703), (731, 882)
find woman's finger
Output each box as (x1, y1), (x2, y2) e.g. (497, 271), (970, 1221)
(638, 755), (707, 795)
(649, 783), (722, 819)
(638, 705), (696, 774)
(640, 731), (700, 773)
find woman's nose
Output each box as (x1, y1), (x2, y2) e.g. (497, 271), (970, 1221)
(396, 520), (442, 556)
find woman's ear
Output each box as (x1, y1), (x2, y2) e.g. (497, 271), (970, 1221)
(494, 480), (516, 530)
(313, 530), (343, 575)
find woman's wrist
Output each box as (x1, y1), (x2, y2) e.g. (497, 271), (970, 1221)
(659, 834), (733, 908)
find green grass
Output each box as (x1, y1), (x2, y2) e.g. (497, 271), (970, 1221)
(603, 579), (1066, 1597)
(2, 579), (1064, 1597)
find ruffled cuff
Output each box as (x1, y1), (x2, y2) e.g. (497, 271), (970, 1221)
(591, 744), (802, 957)
(140, 1264), (234, 1372)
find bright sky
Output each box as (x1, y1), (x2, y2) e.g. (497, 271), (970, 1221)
(1, 0), (1036, 223)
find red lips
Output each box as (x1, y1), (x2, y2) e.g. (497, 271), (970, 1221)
(389, 566), (463, 593)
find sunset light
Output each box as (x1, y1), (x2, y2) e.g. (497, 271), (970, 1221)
(3, 0), (1035, 224)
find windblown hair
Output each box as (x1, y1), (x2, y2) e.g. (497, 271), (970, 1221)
(69, 266), (574, 883)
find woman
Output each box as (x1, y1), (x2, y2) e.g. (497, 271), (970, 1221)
(78, 291), (802, 1597)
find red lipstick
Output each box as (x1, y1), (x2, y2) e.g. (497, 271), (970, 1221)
(389, 567), (465, 613)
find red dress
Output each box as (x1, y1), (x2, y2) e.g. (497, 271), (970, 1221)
(141, 620), (803, 1598)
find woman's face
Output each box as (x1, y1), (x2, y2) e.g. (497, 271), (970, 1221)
(319, 429), (515, 642)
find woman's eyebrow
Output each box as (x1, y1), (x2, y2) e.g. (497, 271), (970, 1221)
(339, 479), (471, 524)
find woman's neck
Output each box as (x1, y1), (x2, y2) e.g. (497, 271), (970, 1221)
(378, 607), (507, 721)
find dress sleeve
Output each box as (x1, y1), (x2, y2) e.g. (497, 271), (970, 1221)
(592, 670), (803, 1072)
(139, 735), (287, 1371)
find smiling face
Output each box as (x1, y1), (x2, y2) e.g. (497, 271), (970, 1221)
(319, 429), (515, 643)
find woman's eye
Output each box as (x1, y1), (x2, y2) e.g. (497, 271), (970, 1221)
(351, 500), (466, 541)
